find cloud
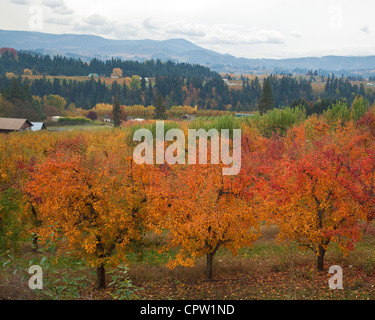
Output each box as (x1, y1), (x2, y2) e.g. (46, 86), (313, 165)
(360, 26), (370, 34)
(43, 0), (73, 15)
(84, 14), (108, 26)
(142, 20), (284, 45)
(43, 12), (285, 49)
(143, 17), (159, 30)
(142, 17), (206, 39)
(201, 25), (285, 45)
(43, 0), (62, 7)
(73, 23), (116, 36)
(76, 14), (134, 37)
(72, 16), (141, 39)
(166, 23), (206, 37)
(291, 30), (302, 38)
(45, 16), (71, 26)
(54, 6), (73, 15)
(9, 0), (32, 4)
(112, 24), (141, 38)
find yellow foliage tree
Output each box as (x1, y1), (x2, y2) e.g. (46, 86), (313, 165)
(111, 68), (123, 78)
(26, 136), (148, 288)
(147, 164), (260, 280)
(23, 68), (33, 75)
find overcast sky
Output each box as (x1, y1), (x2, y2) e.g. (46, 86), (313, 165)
(0, 0), (374, 59)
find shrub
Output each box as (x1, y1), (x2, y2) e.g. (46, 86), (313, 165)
(247, 106), (306, 136)
(323, 101), (351, 124)
(86, 111), (98, 121)
(57, 117), (92, 125)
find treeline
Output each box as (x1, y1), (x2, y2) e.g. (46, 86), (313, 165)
(0, 77), (43, 121)
(268, 75), (313, 107)
(0, 52), (374, 120)
(324, 74), (370, 105)
(0, 51), (314, 111)
(0, 73), (315, 113)
(0, 51), (217, 78)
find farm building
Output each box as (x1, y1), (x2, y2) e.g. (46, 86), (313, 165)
(104, 115), (113, 123)
(0, 117), (33, 133)
(31, 122), (47, 131)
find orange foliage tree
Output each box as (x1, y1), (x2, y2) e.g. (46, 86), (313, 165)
(0, 131), (53, 249)
(111, 68), (123, 78)
(335, 114), (375, 224)
(26, 136), (148, 288)
(262, 123), (367, 271)
(147, 163), (260, 281)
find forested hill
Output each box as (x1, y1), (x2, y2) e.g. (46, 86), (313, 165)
(2, 30), (375, 76)
(0, 50), (374, 122)
(0, 51), (219, 79)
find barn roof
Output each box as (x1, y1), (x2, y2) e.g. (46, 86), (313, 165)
(31, 122), (46, 131)
(0, 118), (33, 131)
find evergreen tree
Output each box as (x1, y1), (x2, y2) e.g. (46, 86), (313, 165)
(113, 97), (121, 128)
(140, 74), (146, 91)
(155, 94), (167, 120)
(145, 81), (153, 107)
(259, 77), (274, 115)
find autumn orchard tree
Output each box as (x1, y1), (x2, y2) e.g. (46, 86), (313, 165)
(26, 138), (148, 288)
(335, 117), (375, 224)
(236, 126), (278, 202)
(147, 163), (260, 281)
(0, 131), (52, 250)
(0, 139), (30, 249)
(263, 124), (366, 271)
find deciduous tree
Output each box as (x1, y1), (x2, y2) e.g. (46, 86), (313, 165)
(147, 163), (260, 281)
(263, 125), (366, 271)
(26, 138), (147, 288)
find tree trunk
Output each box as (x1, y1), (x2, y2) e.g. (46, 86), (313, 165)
(31, 205), (39, 253)
(95, 234), (106, 289)
(32, 233), (38, 253)
(317, 245), (326, 272)
(96, 265), (106, 289)
(206, 253), (213, 281)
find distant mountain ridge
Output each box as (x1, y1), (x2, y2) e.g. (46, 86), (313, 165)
(1, 29), (375, 76)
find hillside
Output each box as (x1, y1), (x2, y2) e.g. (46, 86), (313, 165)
(1, 29), (375, 76)
(0, 29), (222, 64)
